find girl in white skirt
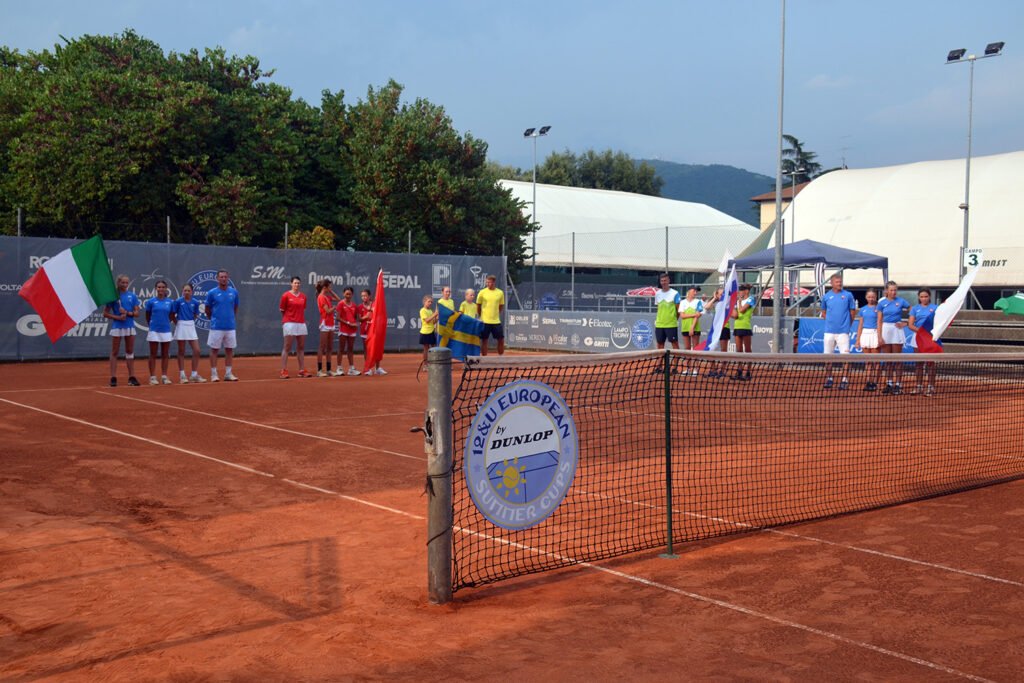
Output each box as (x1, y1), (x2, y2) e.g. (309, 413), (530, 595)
(855, 288), (881, 391)
(877, 280), (910, 394)
(280, 276), (311, 378)
(103, 274), (141, 387)
(316, 279), (338, 377)
(174, 283), (205, 383)
(145, 280), (176, 385)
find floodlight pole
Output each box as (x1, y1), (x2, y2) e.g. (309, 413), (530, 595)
(947, 42), (1004, 293)
(772, 0), (786, 353)
(525, 126), (550, 310)
(532, 135), (537, 309)
(961, 56), (976, 283)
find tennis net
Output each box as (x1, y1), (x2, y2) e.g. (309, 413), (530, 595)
(448, 350), (1024, 592)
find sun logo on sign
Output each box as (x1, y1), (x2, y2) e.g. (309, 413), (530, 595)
(495, 458), (526, 499)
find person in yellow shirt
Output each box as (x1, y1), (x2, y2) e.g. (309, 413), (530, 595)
(459, 288), (477, 319)
(419, 294), (439, 363)
(437, 286), (455, 312)
(476, 274), (505, 355)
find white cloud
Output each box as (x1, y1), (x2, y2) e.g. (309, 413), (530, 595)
(804, 74), (853, 89)
(869, 85), (961, 127)
(226, 20), (283, 53)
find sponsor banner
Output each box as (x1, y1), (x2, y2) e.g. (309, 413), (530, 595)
(798, 318), (915, 354)
(520, 281), (660, 312)
(507, 310), (795, 354)
(0, 236), (502, 360)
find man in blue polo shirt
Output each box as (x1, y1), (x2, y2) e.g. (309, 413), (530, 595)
(820, 274), (857, 390)
(205, 269), (240, 382)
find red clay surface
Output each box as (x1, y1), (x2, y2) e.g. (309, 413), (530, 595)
(2, 354), (1024, 681)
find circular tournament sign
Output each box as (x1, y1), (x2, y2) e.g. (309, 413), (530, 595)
(464, 380), (578, 530)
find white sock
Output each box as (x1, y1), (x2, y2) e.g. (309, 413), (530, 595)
(225, 366), (232, 375)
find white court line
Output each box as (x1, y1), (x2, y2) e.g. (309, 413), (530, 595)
(0, 377), (284, 395)
(0, 398), (275, 478)
(263, 411), (421, 426)
(0, 385), (111, 395)
(0, 397), (993, 682)
(575, 487), (1024, 588)
(97, 392), (425, 462)
(453, 525), (993, 683)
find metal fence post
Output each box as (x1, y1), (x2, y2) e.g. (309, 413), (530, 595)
(570, 231), (575, 312)
(664, 225), (669, 274)
(426, 346), (454, 603)
(660, 349), (677, 558)
(17, 207), (22, 237)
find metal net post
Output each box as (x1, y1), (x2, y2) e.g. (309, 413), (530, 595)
(426, 347), (454, 603)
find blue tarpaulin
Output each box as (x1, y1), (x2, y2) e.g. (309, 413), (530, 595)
(729, 239), (888, 271)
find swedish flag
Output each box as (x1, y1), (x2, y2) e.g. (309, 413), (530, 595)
(437, 305), (483, 361)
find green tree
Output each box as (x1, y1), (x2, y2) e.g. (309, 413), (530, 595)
(283, 225), (336, 250)
(0, 32), (215, 239)
(482, 160), (529, 182)
(536, 149), (663, 196)
(781, 134), (822, 184)
(344, 80), (531, 264)
(0, 32), (532, 262)
(0, 31), (318, 244)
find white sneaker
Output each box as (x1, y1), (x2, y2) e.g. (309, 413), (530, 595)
(191, 374), (207, 383)
(363, 369), (374, 376)
(375, 367), (388, 376)
(333, 368), (345, 376)
(162, 376), (173, 385)
(180, 373), (189, 384)
(148, 376), (158, 385)
(211, 374), (220, 383)
(224, 372), (239, 382)
(348, 367), (361, 376)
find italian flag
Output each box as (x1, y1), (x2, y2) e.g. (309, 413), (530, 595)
(19, 236), (117, 343)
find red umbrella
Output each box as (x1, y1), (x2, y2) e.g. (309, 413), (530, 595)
(626, 286), (659, 297)
(761, 285), (811, 299)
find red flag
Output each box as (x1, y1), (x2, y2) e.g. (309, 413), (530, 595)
(915, 327), (944, 354)
(364, 269), (387, 371)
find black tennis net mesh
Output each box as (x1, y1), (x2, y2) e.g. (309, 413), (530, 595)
(449, 351), (1024, 592)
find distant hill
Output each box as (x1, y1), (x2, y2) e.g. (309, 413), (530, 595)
(640, 159), (774, 226)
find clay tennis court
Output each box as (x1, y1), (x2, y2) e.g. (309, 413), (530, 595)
(3, 353), (1024, 681)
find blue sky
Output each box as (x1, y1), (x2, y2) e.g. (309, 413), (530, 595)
(3, 0), (1021, 176)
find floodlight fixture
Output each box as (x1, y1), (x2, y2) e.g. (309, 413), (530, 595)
(523, 127), (536, 137)
(984, 41), (1004, 56)
(947, 48), (967, 62)
(538, 125), (551, 135)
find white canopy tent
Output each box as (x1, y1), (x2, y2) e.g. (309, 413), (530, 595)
(778, 151), (1023, 289)
(499, 180), (758, 271)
